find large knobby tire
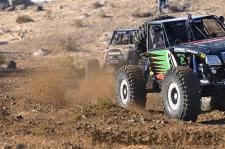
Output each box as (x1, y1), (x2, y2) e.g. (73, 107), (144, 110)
(210, 95), (225, 111)
(135, 31), (147, 55)
(85, 59), (100, 80)
(116, 65), (147, 108)
(211, 96), (225, 111)
(161, 67), (201, 121)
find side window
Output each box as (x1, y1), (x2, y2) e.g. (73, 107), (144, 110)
(150, 26), (165, 49)
(111, 31), (135, 45)
(111, 32), (119, 45)
(203, 19), (225, 36)
(112, 33), (123, 45)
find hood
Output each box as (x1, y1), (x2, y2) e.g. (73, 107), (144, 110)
(108, 44), (135, 53)
(173, 36), (225, 55)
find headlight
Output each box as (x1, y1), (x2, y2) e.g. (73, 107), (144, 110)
(205, 55), (222, 66)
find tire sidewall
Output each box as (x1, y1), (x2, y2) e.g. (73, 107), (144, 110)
(116, 69), (132, 108)
(162, 75), (185, 118)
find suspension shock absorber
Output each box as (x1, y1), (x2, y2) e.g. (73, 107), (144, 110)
(192, 55), (199, 77)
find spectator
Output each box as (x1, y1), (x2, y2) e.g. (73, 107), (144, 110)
(157, 0), (167, 13)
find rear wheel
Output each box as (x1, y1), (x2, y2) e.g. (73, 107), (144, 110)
(211, 96), (225, 111)
(161, 67), (201, 121)
(116, 65), (147, 108)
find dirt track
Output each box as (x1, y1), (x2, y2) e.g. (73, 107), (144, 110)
(1, 0), (225, 148)
(1, 58), (225, 148)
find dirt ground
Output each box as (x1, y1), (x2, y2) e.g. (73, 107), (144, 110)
(1, 0), (225, 148)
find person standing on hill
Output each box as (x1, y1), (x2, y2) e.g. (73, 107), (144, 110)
(157, 0), (167, 13)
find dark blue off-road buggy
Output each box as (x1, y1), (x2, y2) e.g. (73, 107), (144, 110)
(116, 15), (225, 121)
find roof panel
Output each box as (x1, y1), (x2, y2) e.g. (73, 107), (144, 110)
(149, 15), (211, 24)
(114, 28), (137, 32)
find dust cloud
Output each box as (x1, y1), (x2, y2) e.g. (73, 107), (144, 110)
(22, 58), (115, 108)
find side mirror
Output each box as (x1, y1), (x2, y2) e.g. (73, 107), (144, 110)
(219, 16), (225, 23)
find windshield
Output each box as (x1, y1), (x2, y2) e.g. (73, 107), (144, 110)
(164, 16), (225, 46)
(111, 30), (137, 45)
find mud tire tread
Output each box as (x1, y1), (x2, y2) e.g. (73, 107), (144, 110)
(116, 65), (147, 108)
(161, 67), (200, 121)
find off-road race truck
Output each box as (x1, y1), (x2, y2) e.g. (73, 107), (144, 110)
(116, 15), (225, 121)
(85, 29), (139, 79)
(103, 29), (139, 69)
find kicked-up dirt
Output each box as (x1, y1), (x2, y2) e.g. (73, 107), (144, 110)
(1, 56), (225, 148)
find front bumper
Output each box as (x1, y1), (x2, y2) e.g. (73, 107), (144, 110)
(105, 58), (125, 65)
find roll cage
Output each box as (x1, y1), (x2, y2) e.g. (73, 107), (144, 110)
(145, 15), (225, 51)
(108, 29), (138, 47)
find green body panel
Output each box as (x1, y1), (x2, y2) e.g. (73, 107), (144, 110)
(148, 49), (171, 74)
(176, 53), (187, 66)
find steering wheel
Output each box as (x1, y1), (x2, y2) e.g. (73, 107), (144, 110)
(174, 39), (182, 45)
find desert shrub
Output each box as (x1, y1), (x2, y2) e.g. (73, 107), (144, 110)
(132, 10), (152, 18)
(63, 36), (83, 52)
(44, 10), (54, 20)
(16, 15), (34, 24)
(92, 1), (104, 9)
(58, 57), (85, 79)
(64, 37), (81, 52)
(169, 5), (187, 13)
(0, 54), (5, 65)
(109, 2), (116, 8)
(71, 19), (85, 28)
(97, 97), (115, 110)
(99, 12), (112, 18)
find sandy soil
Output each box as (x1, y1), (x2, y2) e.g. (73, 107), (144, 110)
(1, 0), (225, 148)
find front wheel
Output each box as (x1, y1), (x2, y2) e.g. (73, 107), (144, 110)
(161, 67), (201, 121)
(116, 65), (147, 108)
